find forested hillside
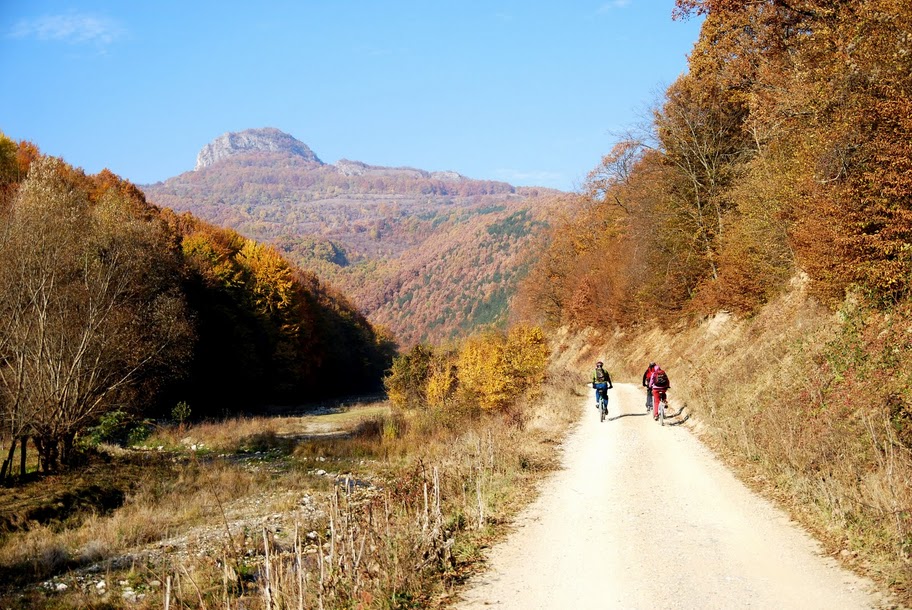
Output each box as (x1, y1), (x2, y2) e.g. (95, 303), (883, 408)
(142, 130), (557, 345)
(515, 0), (912, 596)
(0, 133), (394, 475)
(518, 0), (912, 326)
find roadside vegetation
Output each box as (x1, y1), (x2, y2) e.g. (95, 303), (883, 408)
(0, 325), (577, 609)
(511, 1), (912, 601)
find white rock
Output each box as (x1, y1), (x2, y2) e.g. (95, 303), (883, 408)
(96, 580), (107, 590)
(55, 583), (68, 592)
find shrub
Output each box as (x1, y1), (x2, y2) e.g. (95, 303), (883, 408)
(171, 400), (192, 425)
(83, 410), (133, 447)
(385, 344), (434, 409)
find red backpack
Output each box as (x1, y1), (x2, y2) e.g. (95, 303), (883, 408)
(653, 369), (669, 389)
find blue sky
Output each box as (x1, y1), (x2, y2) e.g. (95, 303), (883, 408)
(0, 2), (702, 192)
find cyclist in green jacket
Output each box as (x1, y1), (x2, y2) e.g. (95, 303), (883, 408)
(592, 361), (613, 410)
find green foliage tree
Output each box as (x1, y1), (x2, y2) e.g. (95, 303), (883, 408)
(385, 344), (434, 410)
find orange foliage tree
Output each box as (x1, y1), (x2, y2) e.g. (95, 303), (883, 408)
(520, 0), (912, 330)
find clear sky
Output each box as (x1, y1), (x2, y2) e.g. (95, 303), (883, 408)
(0, 2), (702, 192)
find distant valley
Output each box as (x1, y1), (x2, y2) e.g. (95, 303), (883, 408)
(142, 128), (561, 345)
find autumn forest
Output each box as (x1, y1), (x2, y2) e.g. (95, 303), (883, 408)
(2, 0), (912, 604)
(1, 0), (910, 481)
(518, 0), (912, 329)
(0, 143), (394, 476)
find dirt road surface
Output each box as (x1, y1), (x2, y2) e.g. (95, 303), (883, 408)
(454, 383), (889, 610)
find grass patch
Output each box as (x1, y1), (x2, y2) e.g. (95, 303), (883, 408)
(0, 373), (577, 609)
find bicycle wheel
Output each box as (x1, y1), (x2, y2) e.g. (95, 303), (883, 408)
(659, 399), (666, 426)
(600, 398), (606, 422)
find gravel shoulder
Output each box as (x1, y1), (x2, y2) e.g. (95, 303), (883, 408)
(454, 383), (890, 609)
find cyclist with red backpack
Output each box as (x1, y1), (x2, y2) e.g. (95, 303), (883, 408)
(651, 365), (670, 421)
(642, 362), (657, 412)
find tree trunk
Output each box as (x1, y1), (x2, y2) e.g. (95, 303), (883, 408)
(61, 432), (75, 467)
(33, 435), (52, 473)
(0, 437), (17, 483)
(19, 436), (27, 479)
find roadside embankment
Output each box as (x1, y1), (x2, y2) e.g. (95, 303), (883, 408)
(557, 274), (912, 605)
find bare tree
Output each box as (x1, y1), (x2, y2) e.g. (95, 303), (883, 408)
(652, 76), (752, 281)
(0, 158), (192, 473)
(585, 139), (645, 214)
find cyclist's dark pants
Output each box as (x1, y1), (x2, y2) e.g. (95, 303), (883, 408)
(595, 386), (609, 407)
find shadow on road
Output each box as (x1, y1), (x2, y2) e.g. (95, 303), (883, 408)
(661, 405), (690, 426)
(597, 403), (689, 425)
(607, 412), (649, 421)
(667, 412), (691, 426)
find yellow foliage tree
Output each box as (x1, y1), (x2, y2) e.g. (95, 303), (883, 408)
(0, 132), (17, 185)
(504, 324), (549, 393)
(385, 326), (550, 414)
(237, 239), (296, 318)
(425, 354), (457, 410)
(457, 332), (510, 412)
(180, 230), (243, 289)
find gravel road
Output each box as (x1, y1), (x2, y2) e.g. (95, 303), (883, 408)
(454, 383), (888, 610)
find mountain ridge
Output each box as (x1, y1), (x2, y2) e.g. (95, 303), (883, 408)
(142, 128), (562, 345)
(189, 128), (476, 185)
(195, 127), (322, 170)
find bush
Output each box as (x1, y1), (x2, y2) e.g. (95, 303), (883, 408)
(172, 400), (192, 425)
(83, 410), (133, 447)
(385, 344), (434, 409)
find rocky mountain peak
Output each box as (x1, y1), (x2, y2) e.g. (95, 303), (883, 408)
(195, 128), (323, 170)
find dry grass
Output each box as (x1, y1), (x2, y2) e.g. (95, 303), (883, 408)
(1, 365), (578, 609)
(139, 403), (391, 453)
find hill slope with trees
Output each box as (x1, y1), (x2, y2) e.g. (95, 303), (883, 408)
(517, 0), (912, 327)
(141, 129), (558, 345)
(514, 0), (912, 599)
(0, 133), (394, 476)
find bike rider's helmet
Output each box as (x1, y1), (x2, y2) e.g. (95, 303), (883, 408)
(649, 362), (656, 368)
(596, 361), (603, 367)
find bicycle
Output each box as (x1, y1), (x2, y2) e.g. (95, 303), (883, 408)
(594, 383), (609, 422)
(657, 391), (667, 426)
